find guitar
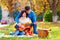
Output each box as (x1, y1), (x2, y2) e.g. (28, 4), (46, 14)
(15, 23), (34, 31)
(15, 21), (38, 31)
(15, 23), (32, 31)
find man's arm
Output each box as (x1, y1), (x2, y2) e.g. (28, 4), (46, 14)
(15, 13), (20, 23)
(31, 11), (37, 23)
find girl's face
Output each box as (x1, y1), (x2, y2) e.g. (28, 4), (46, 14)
(22, 12), (26, 17)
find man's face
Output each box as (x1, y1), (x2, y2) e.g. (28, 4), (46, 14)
(26, 10), (30, 14)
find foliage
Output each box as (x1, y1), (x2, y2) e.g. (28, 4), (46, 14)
(0, 0), (60, 15)
(57, 11), (60, 20)
(37, 13), (43, 21)
(32, 0), (50, 15)
(57, 11), (60, 17)
(47, 0), (60, 16)
(44, 10), (52, 22)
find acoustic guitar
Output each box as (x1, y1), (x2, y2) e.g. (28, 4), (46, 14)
(15, 21), (38, 31)
(15, 22), (33, 31)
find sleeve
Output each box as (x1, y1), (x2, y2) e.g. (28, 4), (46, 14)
(15, 12), (21, 23)
(32, 11), (37, 23)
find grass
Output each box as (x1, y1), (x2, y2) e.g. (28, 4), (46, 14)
(0, 22), (60, 40)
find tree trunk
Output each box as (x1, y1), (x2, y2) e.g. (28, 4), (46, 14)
(52, 0), (58, 23)
(52, 8), (58, 23)
(47, 0), (58, 23)
(7, 0), (15, 24)
(9, 12), (15, 24)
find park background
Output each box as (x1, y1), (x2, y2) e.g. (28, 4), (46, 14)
(0, 0), (60, 40)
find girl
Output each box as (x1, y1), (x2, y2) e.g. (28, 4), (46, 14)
(10, 10), (32, 36)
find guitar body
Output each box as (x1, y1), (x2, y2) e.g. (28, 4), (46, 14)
(15, 23), (33, 32)
(15, 23), (33, 35)
(19, 23), (32, 31)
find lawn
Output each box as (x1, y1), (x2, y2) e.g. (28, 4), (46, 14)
(0, 22), (60, 40)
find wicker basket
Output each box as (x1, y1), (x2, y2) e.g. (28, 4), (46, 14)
(38, 29), (49, 37)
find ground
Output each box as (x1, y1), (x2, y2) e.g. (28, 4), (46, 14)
(0, 22), (60, 40)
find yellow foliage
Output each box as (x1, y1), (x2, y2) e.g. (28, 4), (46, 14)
(32, 0), (49, 15)
(1, 0), (60, 15)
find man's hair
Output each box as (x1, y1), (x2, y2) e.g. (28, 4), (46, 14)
(25, 6), (30, 10)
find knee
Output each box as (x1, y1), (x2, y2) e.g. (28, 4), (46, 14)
(15, 24), (19, 28)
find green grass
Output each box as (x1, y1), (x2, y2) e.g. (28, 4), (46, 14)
(0, 22), (60, 40)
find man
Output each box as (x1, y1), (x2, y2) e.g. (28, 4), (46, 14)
(15, 6), (38, 34)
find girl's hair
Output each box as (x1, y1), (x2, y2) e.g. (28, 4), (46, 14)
(20, 10), (28, 17)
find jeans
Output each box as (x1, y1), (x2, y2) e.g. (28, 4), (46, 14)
(10, 30), (25, 35)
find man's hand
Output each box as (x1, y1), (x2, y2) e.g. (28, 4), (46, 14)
(34, 22), (38, 24)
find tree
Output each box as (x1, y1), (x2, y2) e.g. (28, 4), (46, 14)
(31, 0), (49, 21)
(7, 0), (15, 24)
(41, 0), (49, 21)
(57, 0), (60, 11)
(17, 0), (28, 10)
(47, 0), (60, 22)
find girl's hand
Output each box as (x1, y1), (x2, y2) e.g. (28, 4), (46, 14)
(18, 23), (21, 25)
(21, 26), (25, 28)
(18, 23), (21, 27)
